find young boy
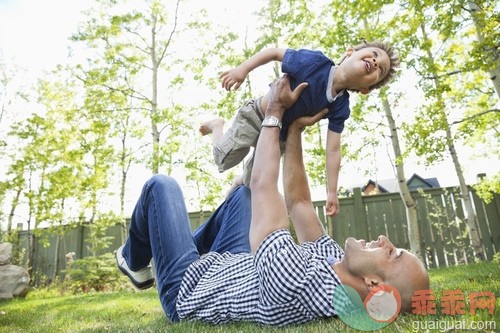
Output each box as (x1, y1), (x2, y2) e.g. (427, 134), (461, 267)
(200, 41), (399, 217)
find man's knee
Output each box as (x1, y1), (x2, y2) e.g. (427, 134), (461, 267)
(230, 183), (248, 195)
(227, 184), (251, 208)
(148, 174), (180, 191)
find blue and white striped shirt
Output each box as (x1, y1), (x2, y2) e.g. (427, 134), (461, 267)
(176, 229), (344, 326)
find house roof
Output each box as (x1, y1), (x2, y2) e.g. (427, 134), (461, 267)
(407, 173), (440, 188)
(349, 173), (441, 193)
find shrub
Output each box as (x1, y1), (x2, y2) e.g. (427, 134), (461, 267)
(63, 252), (129, 294)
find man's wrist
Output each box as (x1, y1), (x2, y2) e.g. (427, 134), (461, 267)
(288, 122), (304, 133)
(262, 116), (282, 130)
(265, 101), (286, 116)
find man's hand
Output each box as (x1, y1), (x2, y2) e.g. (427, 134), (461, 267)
(289, 108), (328, 132)
(266, 74), (309, 117)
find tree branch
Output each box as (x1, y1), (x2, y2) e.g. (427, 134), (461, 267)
(157, 0), (181, 65)
(421, 69), (465, 80)
(450, 109), (500, 126)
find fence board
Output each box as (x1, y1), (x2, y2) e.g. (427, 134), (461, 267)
(440, 190), (456, 266)
(333, 198), (354, 247)
(365, 194), (392, 240)
(314, 201), (328, 234)
(486, 193), (500, 252)
(449, 189), (474, 264)
(352, 188), (369, 241)
(389, 199), (408, 248)
(415, 192), (436, 268)
(471, 190), (494, 260)
(383, 199), (397, 245)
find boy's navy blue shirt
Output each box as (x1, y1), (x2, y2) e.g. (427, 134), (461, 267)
(281, 48), (351, 140)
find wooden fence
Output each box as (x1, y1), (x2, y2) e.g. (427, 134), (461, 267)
(315, 187), (500, 268)
(15, 186), (500, 283)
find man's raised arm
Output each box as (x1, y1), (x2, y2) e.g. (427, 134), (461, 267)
(249, 75), (308, 253)
(283, 111), (328, 243)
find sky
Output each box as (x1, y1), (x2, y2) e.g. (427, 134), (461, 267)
(0, 0), (90, 75)
(0, 0), (498, 213)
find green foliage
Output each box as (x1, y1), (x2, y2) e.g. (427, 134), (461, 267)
(183, 142), (226, 212)
(493, 252), (500, 264)
(62, 253), (127, 294)
(473, 173), (500, 204)
(86, 213), (120, 256)
(401, 0), (499, 171)
(417, 188), (472, 265)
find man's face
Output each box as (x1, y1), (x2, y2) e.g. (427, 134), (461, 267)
(343, 235), (416, 278)
(343, 47), (390, 91)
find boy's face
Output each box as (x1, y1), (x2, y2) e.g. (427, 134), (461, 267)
(342, 47), (390, 93)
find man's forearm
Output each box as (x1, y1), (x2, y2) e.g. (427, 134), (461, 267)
(284, 125), (311, 203)
(251, 126), (282, 191)
(283, 118), (325, 243)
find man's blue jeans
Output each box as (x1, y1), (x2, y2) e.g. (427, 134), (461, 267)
(121, 175), (252, 322)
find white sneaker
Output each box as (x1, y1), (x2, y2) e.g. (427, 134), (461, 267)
(115, 245), (154, 290)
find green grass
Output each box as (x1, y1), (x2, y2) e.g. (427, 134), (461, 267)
(1, 261), (499, 333)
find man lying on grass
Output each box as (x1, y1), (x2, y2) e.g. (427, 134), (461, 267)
(115, 75), (429, 326)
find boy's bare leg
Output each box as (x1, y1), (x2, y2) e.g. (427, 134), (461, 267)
(199, 118), (225, 143)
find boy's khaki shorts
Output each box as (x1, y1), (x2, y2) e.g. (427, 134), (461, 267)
(213, 98), (262, 173)
(213, 97), (285, 186)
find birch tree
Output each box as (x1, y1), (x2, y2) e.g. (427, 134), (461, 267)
(402, 0), (498, 260)
(72, 0), (187, 175)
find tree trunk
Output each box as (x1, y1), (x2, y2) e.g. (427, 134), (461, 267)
(7, 188), (21, 233)
(419, 22), (485, 261)
(120, 166), (128, 244)
(52, 232), (61, 283)
(381, 95), (424, 261)
(150, 14), (160, 175)
(445, 125), (484, 260)
(120, 132), (128, 244)
(27, 219), (35, 279)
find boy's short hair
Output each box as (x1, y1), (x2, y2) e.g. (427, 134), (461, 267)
(353, 41), (400, 90)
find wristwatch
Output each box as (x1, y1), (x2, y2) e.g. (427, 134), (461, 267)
(261, 116), (282, 130)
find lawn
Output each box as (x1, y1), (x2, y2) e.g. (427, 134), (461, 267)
(0, 261), (498, 333)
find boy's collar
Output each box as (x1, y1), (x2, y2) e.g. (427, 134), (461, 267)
(327, 66), (346, 102)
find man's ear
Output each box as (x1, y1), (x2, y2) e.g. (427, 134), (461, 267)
(346, 47), (354, 56)
(360, 87), (370, 95)
(364, 276), (381, 292)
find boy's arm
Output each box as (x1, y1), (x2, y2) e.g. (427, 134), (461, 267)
(283, 110), (328, 243)
(221, 48), (287, 91)
(249, 75), (308, 253)
(325, 130), (341, 217)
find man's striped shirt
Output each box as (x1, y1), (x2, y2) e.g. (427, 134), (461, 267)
(176, 229), (345, 326)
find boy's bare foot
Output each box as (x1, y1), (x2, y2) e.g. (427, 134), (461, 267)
(199, 117), (224, 136)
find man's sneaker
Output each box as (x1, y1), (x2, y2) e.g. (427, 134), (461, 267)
(115, 245), (155, 290)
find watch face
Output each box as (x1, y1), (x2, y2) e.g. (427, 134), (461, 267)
(264, 118), (276, 125)
(262, 116), (281, 129)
